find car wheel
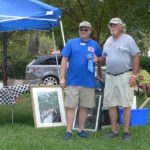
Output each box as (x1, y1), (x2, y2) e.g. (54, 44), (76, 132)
(43, 76), (58, 85)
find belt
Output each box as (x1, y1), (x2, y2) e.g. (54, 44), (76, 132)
(107, 69), (132, 76)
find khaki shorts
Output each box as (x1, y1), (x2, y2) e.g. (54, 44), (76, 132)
(65, 86), (95, 108)
(103, 71), (134, 108)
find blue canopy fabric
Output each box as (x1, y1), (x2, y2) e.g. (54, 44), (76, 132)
(0, 0), (62, 31)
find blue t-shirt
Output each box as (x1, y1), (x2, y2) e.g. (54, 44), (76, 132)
(61, 37), (102, 88)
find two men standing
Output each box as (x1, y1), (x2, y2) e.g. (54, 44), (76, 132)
(60, 18), (140, 142)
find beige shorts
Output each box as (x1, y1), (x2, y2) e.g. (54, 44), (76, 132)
(103, 71), (134, 108)
(65, 86), (95, 108)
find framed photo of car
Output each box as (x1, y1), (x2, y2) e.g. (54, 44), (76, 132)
(73, 94), (102, 131)
(31, 86), (66, 128)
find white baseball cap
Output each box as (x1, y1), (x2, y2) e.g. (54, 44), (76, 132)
(109, 17), (124, 26)
(79, 21), (91, 28)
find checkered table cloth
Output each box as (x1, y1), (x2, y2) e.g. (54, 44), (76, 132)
(0, 84), (30, 105)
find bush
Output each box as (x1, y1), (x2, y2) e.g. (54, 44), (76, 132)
(139, 56), (150, 71)
(7, 55), (33, 79)
(0, 54), (33, 80)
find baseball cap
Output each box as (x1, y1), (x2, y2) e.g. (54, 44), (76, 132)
(79, 21), (91, 28)
(109, 18), (124, 25)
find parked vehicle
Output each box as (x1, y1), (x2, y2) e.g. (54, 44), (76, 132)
(26, 54), (106, 85)
(26, 54), (62, 85)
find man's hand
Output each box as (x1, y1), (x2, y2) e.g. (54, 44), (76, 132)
(128, 76), (137, 87)
(91, 53), (98, 63)
(60, 78), (66, 88)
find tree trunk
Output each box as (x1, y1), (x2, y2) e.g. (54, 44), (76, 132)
(27, 31), (40, 54)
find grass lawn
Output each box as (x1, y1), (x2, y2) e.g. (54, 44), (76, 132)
(0, 92), (150, 150)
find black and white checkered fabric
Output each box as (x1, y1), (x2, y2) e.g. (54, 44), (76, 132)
(0, 84), (30, 105)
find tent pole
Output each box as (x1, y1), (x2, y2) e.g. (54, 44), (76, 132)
(3, 32), (7, 86)
(52, 28), (60, 80)
(60, 21), (66, 47)
(11, 104), (14, 124)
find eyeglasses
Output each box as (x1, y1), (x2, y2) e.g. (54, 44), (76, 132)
(79, 28), (89, 32)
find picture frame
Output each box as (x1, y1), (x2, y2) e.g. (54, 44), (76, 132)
(31, 86), (66, 128)
(100, 108), (111, 129)
(73, 94), (102, 131)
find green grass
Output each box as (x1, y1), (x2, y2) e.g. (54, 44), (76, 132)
(0, 93), (150, 150)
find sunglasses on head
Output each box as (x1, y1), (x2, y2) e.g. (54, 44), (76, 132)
(79, 28), (89, 32)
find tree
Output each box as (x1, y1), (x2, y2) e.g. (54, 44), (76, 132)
(42, 0), (150, 53)
(27, 31), (40, 54)
(0, 31), (33, 79)
(39, 33), (54, 54)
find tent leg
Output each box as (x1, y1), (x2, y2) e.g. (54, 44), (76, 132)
(11, 104), (14, 124)
(52, 29), (60, 79)
(60, 20), (66, 47)
(3, 32), (8, 86)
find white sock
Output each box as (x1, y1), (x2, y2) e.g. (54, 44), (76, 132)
(67, 130), (72, 133)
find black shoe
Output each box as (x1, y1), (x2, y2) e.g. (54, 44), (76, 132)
(123, 132), (131, 142)
(63, 131), (72, 140)
(103, 131), (120, 139)
(78, 130), (89, 138)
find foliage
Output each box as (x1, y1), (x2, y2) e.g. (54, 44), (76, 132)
(7, 54), (33, 79)
(39, 32), (55, 54)
(0, 30), (59, 80)
(0, 31), (33, 79)
(131, 31), (150, 56)
(139, 56), (150, 71)
(118, 0), (150, 53)
(0, 53), (33, 79)
(42, 0), (150, 52)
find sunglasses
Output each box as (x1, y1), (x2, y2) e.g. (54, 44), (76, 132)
(79, 28), (89, 32)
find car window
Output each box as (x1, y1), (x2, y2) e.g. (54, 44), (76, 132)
(33, 57), (62, 65)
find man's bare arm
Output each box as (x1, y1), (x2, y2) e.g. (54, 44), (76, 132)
(132, 54), (139, 76)
(60, 56), (68, 88)
(128, 53), (139, 87)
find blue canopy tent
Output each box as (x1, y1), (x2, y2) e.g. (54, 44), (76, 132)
(0, 0), (65, 86)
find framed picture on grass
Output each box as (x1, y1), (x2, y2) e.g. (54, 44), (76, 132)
(73, 94), (102, 131)
(31, 86), (66, 128)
